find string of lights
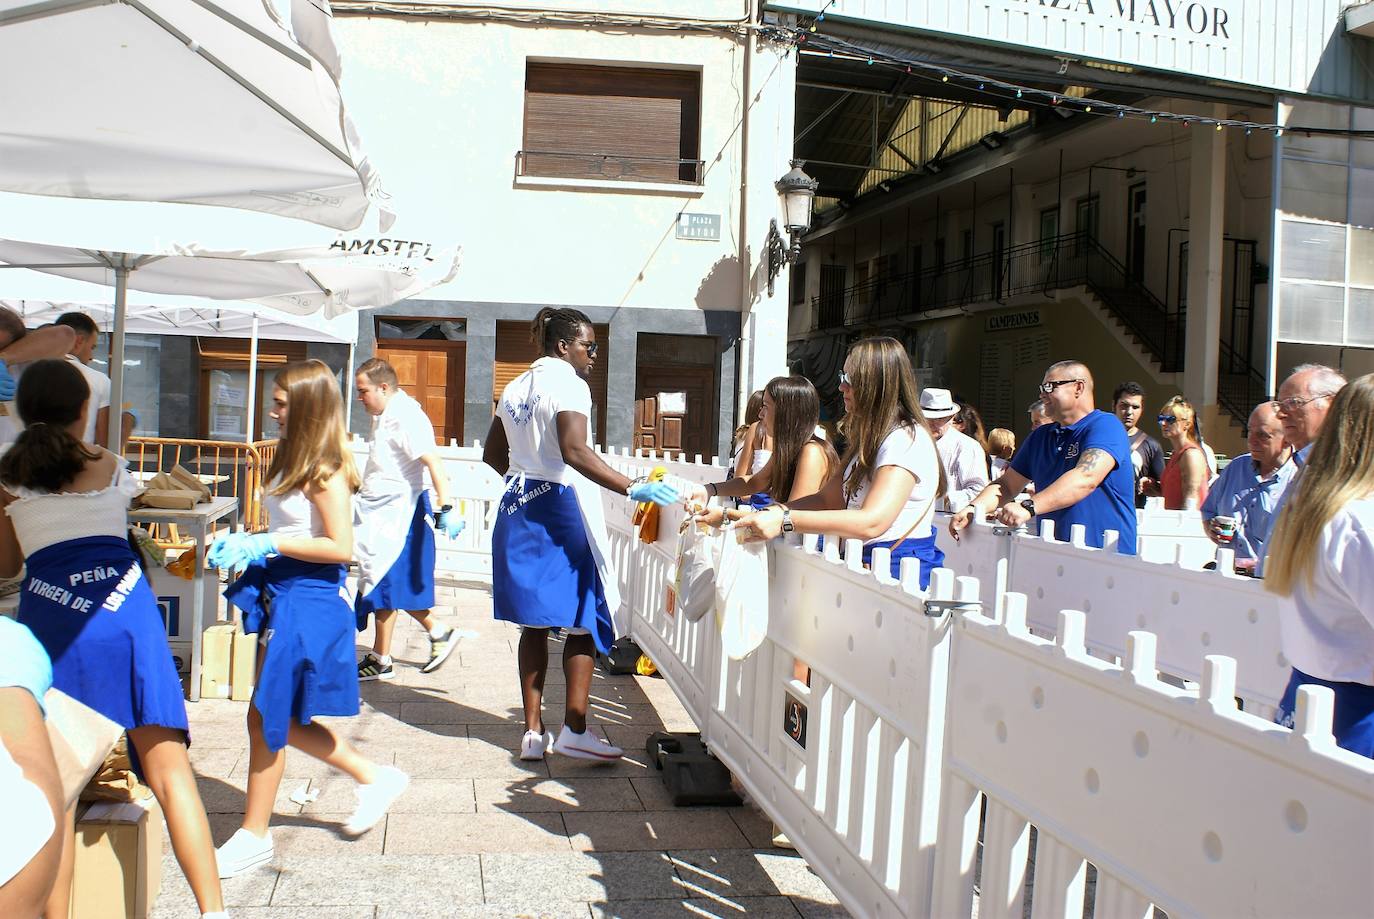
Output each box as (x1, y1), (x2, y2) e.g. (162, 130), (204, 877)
(774, 11), (1374, 140)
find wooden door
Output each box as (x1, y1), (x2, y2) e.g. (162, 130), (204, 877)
(374, 339), (466, 445)
(634, 364), (715, 460)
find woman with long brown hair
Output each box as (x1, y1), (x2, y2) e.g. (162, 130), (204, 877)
(737, 338), (948, 587)
(690, 375), (838, 520)
(1265, 373), (1374, 758)
(0, 359), (226, 918)
(209, 360), (407, 877)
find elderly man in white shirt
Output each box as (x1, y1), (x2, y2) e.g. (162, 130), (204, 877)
(923, 388), (989, 512)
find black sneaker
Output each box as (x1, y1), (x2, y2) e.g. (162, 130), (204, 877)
(357, 653), (394, 681)
(420, 627), (458, 674)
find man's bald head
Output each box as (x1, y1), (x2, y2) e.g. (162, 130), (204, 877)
(1044, 360), (1094, 393)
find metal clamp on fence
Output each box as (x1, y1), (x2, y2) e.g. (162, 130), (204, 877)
(991, 524), (1029, 537)
(922, 598), (984, 618)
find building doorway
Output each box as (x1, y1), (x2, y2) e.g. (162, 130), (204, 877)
(633, 333), (718, 460)
(373, 337), (466, 445)
(1127, 183), (1148, 284)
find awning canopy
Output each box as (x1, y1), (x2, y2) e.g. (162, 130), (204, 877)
(1, 299), (358, 345)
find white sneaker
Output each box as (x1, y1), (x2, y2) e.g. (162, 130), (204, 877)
(518, 728), (555, 761)
(342, 765), (410, 836)
(552, 725), (623, 762)
(215, 827), (273, 878)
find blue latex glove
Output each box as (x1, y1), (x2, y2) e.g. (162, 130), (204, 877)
(433, 508), (466, 539)
(0, 618), (53, 715)
(207, 532), (277, 571)
(628, 481), (680, 506)
(0, 360), (15, 402)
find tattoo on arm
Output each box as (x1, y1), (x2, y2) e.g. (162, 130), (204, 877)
(1075, 448), (1115, 476)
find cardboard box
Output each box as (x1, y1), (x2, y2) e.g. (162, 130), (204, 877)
(70, 798), (163, 919)
(230, 628), (258, 701)
(147, 566), (222, 643)
(199, 622), (235, 699)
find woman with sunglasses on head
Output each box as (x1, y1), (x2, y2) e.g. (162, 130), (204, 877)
(688, 376), (839, 529)
(209, 360), (407, 879)
(483, 308), (678, 763)
(734, 338), (948, 588)
(1156, 396), (1210, 511)
(0, 360), (227, 918)
(1266, 374), (1374, 759)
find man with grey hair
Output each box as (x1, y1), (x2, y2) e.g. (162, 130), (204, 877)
(1273, 363), (1347, 459)
(1200, 401), (1297, 571)
(953, 360), (1136, 553)
(1027, 399), (1050, 431)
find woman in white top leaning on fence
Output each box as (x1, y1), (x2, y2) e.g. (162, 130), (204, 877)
(735, 337), (948, 590)
(1265, 372), (1374, 759)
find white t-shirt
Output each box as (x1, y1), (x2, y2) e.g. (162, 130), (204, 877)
(499, 357), (592, 485)
(361, 390), (437, 498)
(844, 424), (942, 544)
(68, 356), (111, 446)
(1280, 494), (1374, 685)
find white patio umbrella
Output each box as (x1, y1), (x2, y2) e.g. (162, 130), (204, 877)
(0, 236), (460, 449)
(0, 0), (388, 231)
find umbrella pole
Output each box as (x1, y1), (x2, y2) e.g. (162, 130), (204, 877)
(345, 341), (355, 434)
(245, 316), (259, 444)
(106, 266), (129, 454)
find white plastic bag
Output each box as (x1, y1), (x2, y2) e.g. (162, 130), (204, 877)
(669, 517), (721, 623)
(714, 527), (770, 660)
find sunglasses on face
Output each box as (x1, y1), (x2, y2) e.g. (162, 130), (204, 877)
(564, 338), (598, 356)
(839, 371), (851, 386)
(1039, 378), (1082, 394)
(1157, 414), (1177, 425)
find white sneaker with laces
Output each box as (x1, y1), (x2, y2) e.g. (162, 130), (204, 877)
(552, 725), (623, 762)
(518, 728), (555, 761)
(215, 827), (273, 878)
(342, 765), (410, 836)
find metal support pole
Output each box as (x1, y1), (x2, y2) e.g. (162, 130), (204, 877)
(244, 316), (259, 443)
(345, 341), (356, 434)
(106, 265), (129, 454)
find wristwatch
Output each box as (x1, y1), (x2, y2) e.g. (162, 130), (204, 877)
(780, 507), (795, 533)
(439, 503), (453, 514)
(1020, 498), (1036, 517)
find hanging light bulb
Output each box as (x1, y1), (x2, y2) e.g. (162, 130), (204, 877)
(1215, 122), (1224, 132)
(1084, 105), (1093, 113)
(1016, 89), (1023, 99)
(978, 83), (985, 90)
(1150, 115), (1158, 124)
(942, 74), (950, 83)
(867, 58), (873, 65)
(1117, 111), (1125, 119)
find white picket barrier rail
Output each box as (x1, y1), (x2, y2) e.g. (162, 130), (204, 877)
(1136, 500), (1219, 568)
(931, 595), (1374, 919)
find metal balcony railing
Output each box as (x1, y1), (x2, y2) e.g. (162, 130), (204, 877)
(516, 149), (705, 184)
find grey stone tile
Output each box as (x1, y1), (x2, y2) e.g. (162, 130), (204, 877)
(586, 704), (669, 730)
(752, 853), (842, 904)
(195, 773), (305, 815)
(379, 906), (589, 919)
(481, 851), (681, 902)
(544, 739), (658, 780)
(188, 744), (242, 779)
(668, 850), (788, 898)
(628, 776), (678, 811)
(590, 897), (802, 918)
(394, 743), (551, 780)
(165, 909), (376, 919)
(153, 852), (279, 910)
(269, 854), (482, 907)
(475, 776), (643, 813)
(790, 901), (852, 919)
(729, 805), (780, 849)
(400, 699), (517, 724)
(564, 810), (751, 852)
(383, 811), (570, 855)
(304, 775), (475, 814)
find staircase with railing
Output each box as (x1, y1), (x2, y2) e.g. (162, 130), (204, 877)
(810, 231), (1266, 425)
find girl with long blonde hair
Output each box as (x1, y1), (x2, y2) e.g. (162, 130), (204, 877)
(209, 360), (407, 877)
(1157, 395), (1209, 510)
(737, 338), (948, 587)
(1265, 373), (1374, 758)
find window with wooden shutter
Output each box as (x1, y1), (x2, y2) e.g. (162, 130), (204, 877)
(521, 62), (702, 184)
(493, 321), (610, 443)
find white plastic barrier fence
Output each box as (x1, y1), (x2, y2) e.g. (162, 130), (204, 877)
(1136, 500), (1219, 568)
(932, 595), (1374, 919)
(594, 451), (1374, 919)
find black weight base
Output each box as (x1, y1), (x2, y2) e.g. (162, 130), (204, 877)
(645, 731), (743, 807)
(598, 637), (643, 675)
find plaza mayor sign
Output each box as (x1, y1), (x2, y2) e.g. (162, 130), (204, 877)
(1008, 0), (1234, 41)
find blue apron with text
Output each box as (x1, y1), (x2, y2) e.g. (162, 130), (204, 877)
(492, 476), (614, 654)
(225, 556), (359, 752)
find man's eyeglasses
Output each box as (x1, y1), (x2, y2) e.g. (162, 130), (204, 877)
(1038, 378), (1083, 395)
(1157, 414), (1177, 425)
(565, 338), (598, 356)
(839, 371), (851, 385)
(1271, 393), (1333, 413)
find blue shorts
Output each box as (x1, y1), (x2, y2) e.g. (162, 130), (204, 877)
(860, 533), (945, 590)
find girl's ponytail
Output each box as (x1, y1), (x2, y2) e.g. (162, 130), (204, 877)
(0, 359), (99, 493)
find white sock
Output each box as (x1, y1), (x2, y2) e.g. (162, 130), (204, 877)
(202, 912), (231, 919)
(376, 654), (392, 665)
(427, 624), (447, 639)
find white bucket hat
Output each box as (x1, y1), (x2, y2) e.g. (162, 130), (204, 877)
(919, 387), (959, 419)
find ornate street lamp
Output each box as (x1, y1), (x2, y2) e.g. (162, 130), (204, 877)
(766, 161), (818, 296)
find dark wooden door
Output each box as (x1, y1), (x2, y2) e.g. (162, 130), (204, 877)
(374, 339), (466, 445)
(634, 364), (715, 460)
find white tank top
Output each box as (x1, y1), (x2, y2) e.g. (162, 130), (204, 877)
(749, 449), (772, 476)
(265, 482), (325, 539)
(5, 462), (138, 556)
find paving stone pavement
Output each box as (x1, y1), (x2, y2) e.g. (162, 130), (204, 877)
(152, 582), (850, 918)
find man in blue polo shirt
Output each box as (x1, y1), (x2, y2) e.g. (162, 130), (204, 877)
(949, 360), (1136, 554)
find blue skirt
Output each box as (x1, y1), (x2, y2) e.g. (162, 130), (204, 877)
(1276, 668), (1374, 759)
(354, 493), (436, 624)
(17, 535), (189, 777)
(860, 533), (945, 590)
(492, 476), (614, 654)
(225, 556), (360, 752)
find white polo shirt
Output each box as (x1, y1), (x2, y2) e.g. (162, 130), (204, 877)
(67, 356), (111, 446)
(498, 357), (591, 486)
(360, 390), (437, 499)
(844, 424), (942, 544)
(1280, 495), (1374, 686)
